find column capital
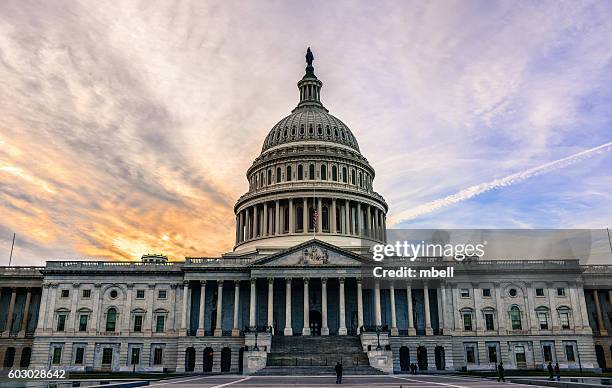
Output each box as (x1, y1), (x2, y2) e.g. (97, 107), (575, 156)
(321, 277), (327, 284)
(338, 277), (345, 284)
(251, 278), (257, 285)
(126, 283), (134, 289)
(268, 277), (274, 284)
(217, 280), (224, 286)
(170, 283), (179, 289)
(183, 280), (190, 286)
(356, 277), (362, 284)
(200, 280), (207, 286)
(303, 277), (310, 284)
(43, 283), (51, 289)
(94, 283), (102, 288)
(285, 278), (292, 285)
(234, 280), (240, 286)
(50, 283), (59, 289)
(72, 282), (81, 288)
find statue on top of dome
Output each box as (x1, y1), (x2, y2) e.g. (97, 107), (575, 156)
(306, 47), (314, 67)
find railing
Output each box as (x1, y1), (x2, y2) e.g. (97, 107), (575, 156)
(45, 261), (182, 270)
(186, 257), (252, 265)
(267, 355), (367, 367)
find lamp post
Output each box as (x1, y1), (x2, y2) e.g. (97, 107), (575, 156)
(375, 325), (382, 350)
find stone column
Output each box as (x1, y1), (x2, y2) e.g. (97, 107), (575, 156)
(275, 200), (281, 234)
(366, 205), (372, 237)
(344, 201), (350, 234)
(19, 288), (32, 336)
(263, 202), (268, 236)
(3, 287), (17, 336)
(197, 281), (206, 336)
(339, 278), (347, 335)
(253, 205), (259, 238)
(302, 278), (311, 335)
(302, 198), (308, 232)
(424, 283), (433, 335)
(406, 283), (416, 335)
(90, 284), (101, 334)
(145, 284), (154, 334)
(357, 279), (364, 332)
(180, 281), (189, 335)
(390, 282), (398, 336)
(232, 281), (240, 336)
(593, 290), (608, 336)
(249, 279), (257, 329)
(36, 284), (49, 333)
(288, 199), (294, 233)
(331, 199), (337, 233)
(321, 278), (329, 335)
(373, 208), (379, 240)
(317, 197), (322, 232)
(46, 284), (58, 332)
(267, 278), (274, 330)
(284, 279), (293, 336)
(374, 280), (382, 327)
(356, 202), (362, 236)
(122, 283), (132, 334)
(245, 207), (250, 240)
(214, 280), (223, 336)
(441, 284), (450, 332)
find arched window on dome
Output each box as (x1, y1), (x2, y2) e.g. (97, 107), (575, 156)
(326, 126), (331, 136)
(317, 126), (323, 135)
(351, 169), (356, 185)
(322, 206), (329, 232)
(332, 165), (338, 181)
(298, 165), (303, 180)
(286, 165), (292, 182)
(296, 206), (303, 232)
(276, 167), (282, 183)
(334, 127), (339, 138)
(254, 175), (258, 189)
(321, 165), (327, 180)
(261, 171), (265, 186)
(342, 167), (347, 183)
(309, 125), (314, 135)
(358, 171), (362, 187)
(309, 164), (315, 180)
(267, 169), (271, 185)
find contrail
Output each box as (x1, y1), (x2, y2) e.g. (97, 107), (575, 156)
(390, 140), (612, 225)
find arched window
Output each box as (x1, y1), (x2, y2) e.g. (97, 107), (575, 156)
(321, 165), (327, 180)
(3, 347), (15, 367)
(322, 206), (329, 232)
(286, 165), (292, 182)
(309, 164), (315, 180)
(260, 171), (264, 186)
(20, 347), (31, 367)
(106, 308), (117, 332)
(332, 165), (338, 181)
(267, 169), (271, 184)
(276, 167), (281, 183)
(342, 167), (347, 183)
(358, 171), (362, 187)
(351, 169), (356, 185)
(510, 306), (522, 330)
(298, 165), (303, 180)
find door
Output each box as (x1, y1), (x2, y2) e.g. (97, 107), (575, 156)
(417, 346), (428, 371)
(203, 347), (214, 372)
(309, 310), (322, 336)
(399, 346), (410, 372)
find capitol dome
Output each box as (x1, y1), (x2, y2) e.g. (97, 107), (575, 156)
(233, 48), (387, 253)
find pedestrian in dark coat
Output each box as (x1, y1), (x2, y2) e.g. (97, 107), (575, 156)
(335, 362), (343, 384)
(497, 362), (505, 382)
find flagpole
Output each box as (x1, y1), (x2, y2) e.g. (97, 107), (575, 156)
(8, 233), (15, 267)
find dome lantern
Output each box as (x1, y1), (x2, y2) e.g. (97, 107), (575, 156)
(295, 47), (326, 111)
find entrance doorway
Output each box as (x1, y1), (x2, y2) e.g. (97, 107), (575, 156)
(417, 346), (428, 371)
(309, 310), (322, 336)
(435, 346), (445, 370)
(203, 347), (214, 372)
(596, 345), (606, 370)
(185, 347), (195, 372)
(399, 346), (410, 372)
(221, 348), (231, 372)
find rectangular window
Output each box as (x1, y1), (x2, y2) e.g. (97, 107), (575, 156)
(565, 345), (575, 362)
(538, 312), (549, 330)
(466, 346), (475, 363)
(153, 348), (163, 365)
(133, 315), (143, 332)
(543, 345), (553, 362)
(158, 290), (167, 299)
(79, 314), (88, 332)
(60, 289), (69, 298)
(131, 348), (140, 365)
(82, 289), (91, 298)
(102, 348), (113, 365)
(515, 346), (526, 363)
(557, 287), (566, 297)
(74, 347), (84, 365)
(57, 314), (66, 332)
(460, 288), (470, 298)
(52, 347), (62, 365)
(488, 346), (498, 363)
(136, 290), (145, 299)
(485, 313), (495, 331)
(463, 313), (473, 331)
(156, 315), (165, 332)
(536, 288), (545, 297)
(482, 288), (491, 297)
(560, 312), (570, 329)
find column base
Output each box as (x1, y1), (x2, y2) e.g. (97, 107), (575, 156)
(214, 328), (223, 337)
(390, 327), (399, 336)
(338, 327), (347, 336)
(321, 327), (330, 336)
(179, 329), (188, 336)
(232, 328), (241, 337)
(425, 327), (433, 336)
(302, 328), (311, 336)
(196, 328), (205, 336)
(599, 329), (609, 336)
(17, 330), (26, 338)
(407, 328), (417, 336)
(284, 327), (293, 336)
(1, 331), (8, 338)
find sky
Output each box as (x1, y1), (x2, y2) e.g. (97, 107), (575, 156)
(0, 0), (611, 265)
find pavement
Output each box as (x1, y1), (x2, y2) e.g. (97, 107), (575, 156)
(147, 374), (548, 387)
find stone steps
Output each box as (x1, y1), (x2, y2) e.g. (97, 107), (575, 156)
(255, 366), (385, 376)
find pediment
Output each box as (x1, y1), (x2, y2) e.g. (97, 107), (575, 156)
(251, 239), (370, 267)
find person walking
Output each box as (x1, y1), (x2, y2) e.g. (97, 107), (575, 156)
(497, 362), (505, 382)
(554, 362), (561, 381)
(335, 361), (343, 384)
(547, 361), (554, 380)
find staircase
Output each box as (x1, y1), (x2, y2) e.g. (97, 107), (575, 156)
(255, 336), (384, 375)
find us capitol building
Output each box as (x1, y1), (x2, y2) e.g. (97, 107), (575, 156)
(1, 49), (611, 375)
